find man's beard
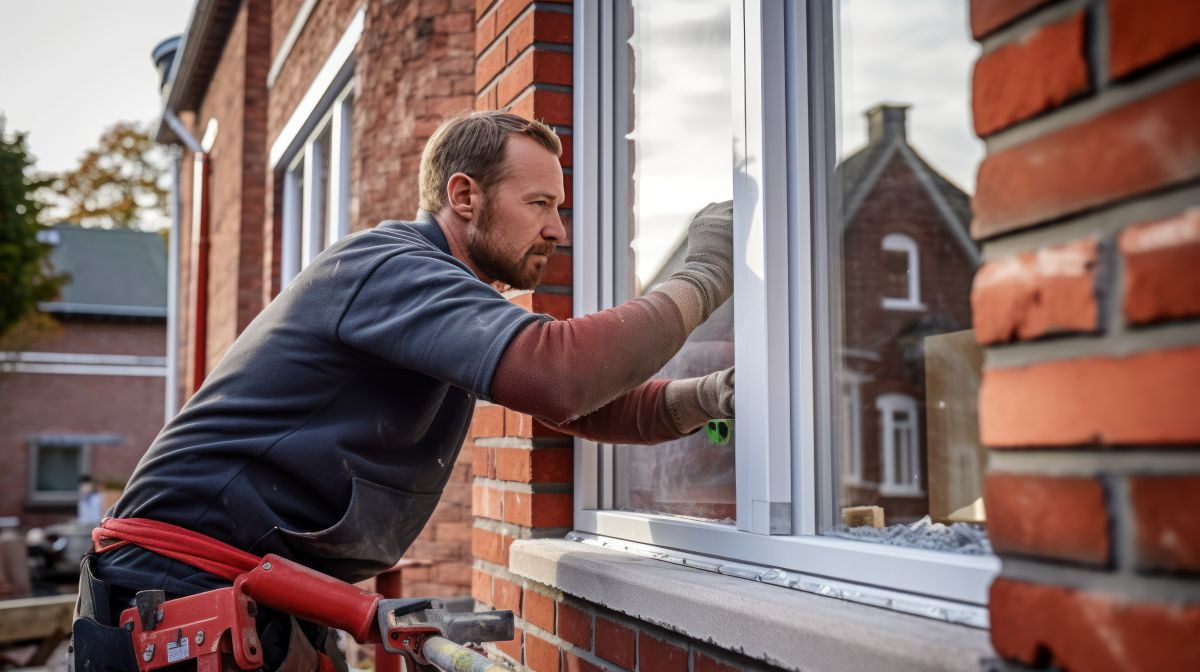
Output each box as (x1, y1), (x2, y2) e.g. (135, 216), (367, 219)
(465, 198), (555, 290)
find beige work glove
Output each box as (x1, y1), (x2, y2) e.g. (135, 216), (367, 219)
(665, 367), (735, 435)
(670, 201), (733, 320)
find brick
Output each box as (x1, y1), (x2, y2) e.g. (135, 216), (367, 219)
(557, 602), (592, 650)
(990, 578), (1200, 672)
(494, 446), (572, 483)
(594, 617), (635, 669)
(433, 562), (472, 585)
(1130, 475), (1200, 573)
(533, 292), (573, 320)
(973, 78), (1200, 238)
(509, 88), (574, 127)
(503, 490), (573, 528)
(471, 567), (492, 603)
(985, 473), (1110, 564)
(525, 632), (560, 672)
(638, 632), (687, 672)
(476, 43), (508, 90)
(970, 0), (1054, 38)
(496, 625), (523, 662)
(524, 588), (555, 632)
(558, 133), (573, 168)
(972, 12), (1089, 137)
(434, 11), (473, 34)
(473, 483), (505, 521)
(693, 651), (742, 672)
(473, 404), (505, 437)
(475, 10), (498, 55)
(971, 238), (1099, 343)
(541, 250), (573, 286)
(1120, 211), (1200, 325)
(507, 9), (573, 55)
(476, 0), (497, 20)
(980, 346), (1200, 446)
(1109, 0), (1200, 79)
(472, 526), (510, 565)
(493, 576), (522, 613)
(472, 443), (491, 477)
(563, 652), (601, 672)
(434, 521), (472, 544)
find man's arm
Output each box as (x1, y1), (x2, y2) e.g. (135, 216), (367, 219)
(530, 368), (735, 444)
(490, 201), (735, 431)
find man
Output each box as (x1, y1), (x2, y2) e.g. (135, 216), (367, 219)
(75, 111), (734, 670)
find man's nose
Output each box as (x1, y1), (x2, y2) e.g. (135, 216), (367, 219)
(545, 211), (568, 244)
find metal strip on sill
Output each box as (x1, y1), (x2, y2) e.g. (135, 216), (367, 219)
(564, 531), (990, 630)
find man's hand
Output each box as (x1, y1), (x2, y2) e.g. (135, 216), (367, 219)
(671, 200), (733, 319)
(665, 366), (735, 435)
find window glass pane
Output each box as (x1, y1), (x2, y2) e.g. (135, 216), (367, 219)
(612, 0), (735, 524)
(824, 0), (990, 554)
(35, 444), (82, 493)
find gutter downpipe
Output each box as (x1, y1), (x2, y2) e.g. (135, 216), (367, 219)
(163, 110), (203, 416)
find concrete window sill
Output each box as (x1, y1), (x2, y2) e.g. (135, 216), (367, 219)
(509, 538), (996, 672)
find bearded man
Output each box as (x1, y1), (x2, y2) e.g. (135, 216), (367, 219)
(75, 111), (734, 670)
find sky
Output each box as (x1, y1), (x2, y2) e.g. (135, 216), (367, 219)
(0, 0), (193, 174)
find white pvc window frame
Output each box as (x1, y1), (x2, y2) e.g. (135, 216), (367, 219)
(28, 439), (92, 504)
(573, 0), (998, 618)
(274, 7), (361, 287)
(876, 393), (924, 496)
(880, 233), (926, 311)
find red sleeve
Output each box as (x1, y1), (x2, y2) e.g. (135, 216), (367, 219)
(536, 379), (690, 444)
(490, 292), (688, 425)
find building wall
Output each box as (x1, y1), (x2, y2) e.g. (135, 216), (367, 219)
(0, 320), (166, 528)
(968, 0), (1200, 669)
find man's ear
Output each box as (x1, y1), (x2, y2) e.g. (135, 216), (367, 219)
(446, 172), (478, 220)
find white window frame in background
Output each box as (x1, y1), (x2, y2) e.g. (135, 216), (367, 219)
(573, 0), (998, 624)
(876, 393), (923, 496)
(28, 439), (93, 504)
(272, 7), (362, 287)
(880, 233), (925, 311)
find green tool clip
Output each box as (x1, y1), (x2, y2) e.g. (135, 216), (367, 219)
(705, 419), (733, 445)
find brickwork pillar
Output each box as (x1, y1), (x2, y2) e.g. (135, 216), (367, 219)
(470, 0), (575, 668)
(968, 1), (1200, 669)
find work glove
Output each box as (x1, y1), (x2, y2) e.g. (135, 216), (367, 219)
(665, 366), (735, 435)
(670, 200), (733, 320)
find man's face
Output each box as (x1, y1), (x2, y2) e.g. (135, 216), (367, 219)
(465, 135), (567, 289)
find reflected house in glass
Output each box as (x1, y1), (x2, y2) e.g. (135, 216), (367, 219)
(835, 104), (981, 524)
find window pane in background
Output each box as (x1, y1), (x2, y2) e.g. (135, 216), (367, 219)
(612, 0), (735, 523)
(824, 0), (990, 553)
(35, 445), (82, 493)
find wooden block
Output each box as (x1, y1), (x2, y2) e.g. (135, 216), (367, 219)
(842, 505), (885, 529)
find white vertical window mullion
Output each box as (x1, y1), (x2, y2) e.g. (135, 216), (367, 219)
(574, 0), (603, 512)
(733, 0), (793, 535)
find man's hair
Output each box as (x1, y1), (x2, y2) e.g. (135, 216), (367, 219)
(419, 111), (562, 213)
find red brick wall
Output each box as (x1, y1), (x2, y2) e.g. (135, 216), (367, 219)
(0, 320), (165, 528)
(969, 1), (1200, 669)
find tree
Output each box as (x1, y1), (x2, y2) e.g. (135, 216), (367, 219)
(0, 117), (65, 339)
(42, 121), (169, 229)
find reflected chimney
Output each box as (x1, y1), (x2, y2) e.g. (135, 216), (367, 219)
(152, 35), (182, 95)
(867, 104), (910, 144)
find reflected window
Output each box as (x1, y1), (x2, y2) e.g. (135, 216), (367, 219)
(876, 393), (922, 495)
(881, 233), (923, 311)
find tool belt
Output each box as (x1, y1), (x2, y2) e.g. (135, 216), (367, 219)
(71, 518), (342, 672)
